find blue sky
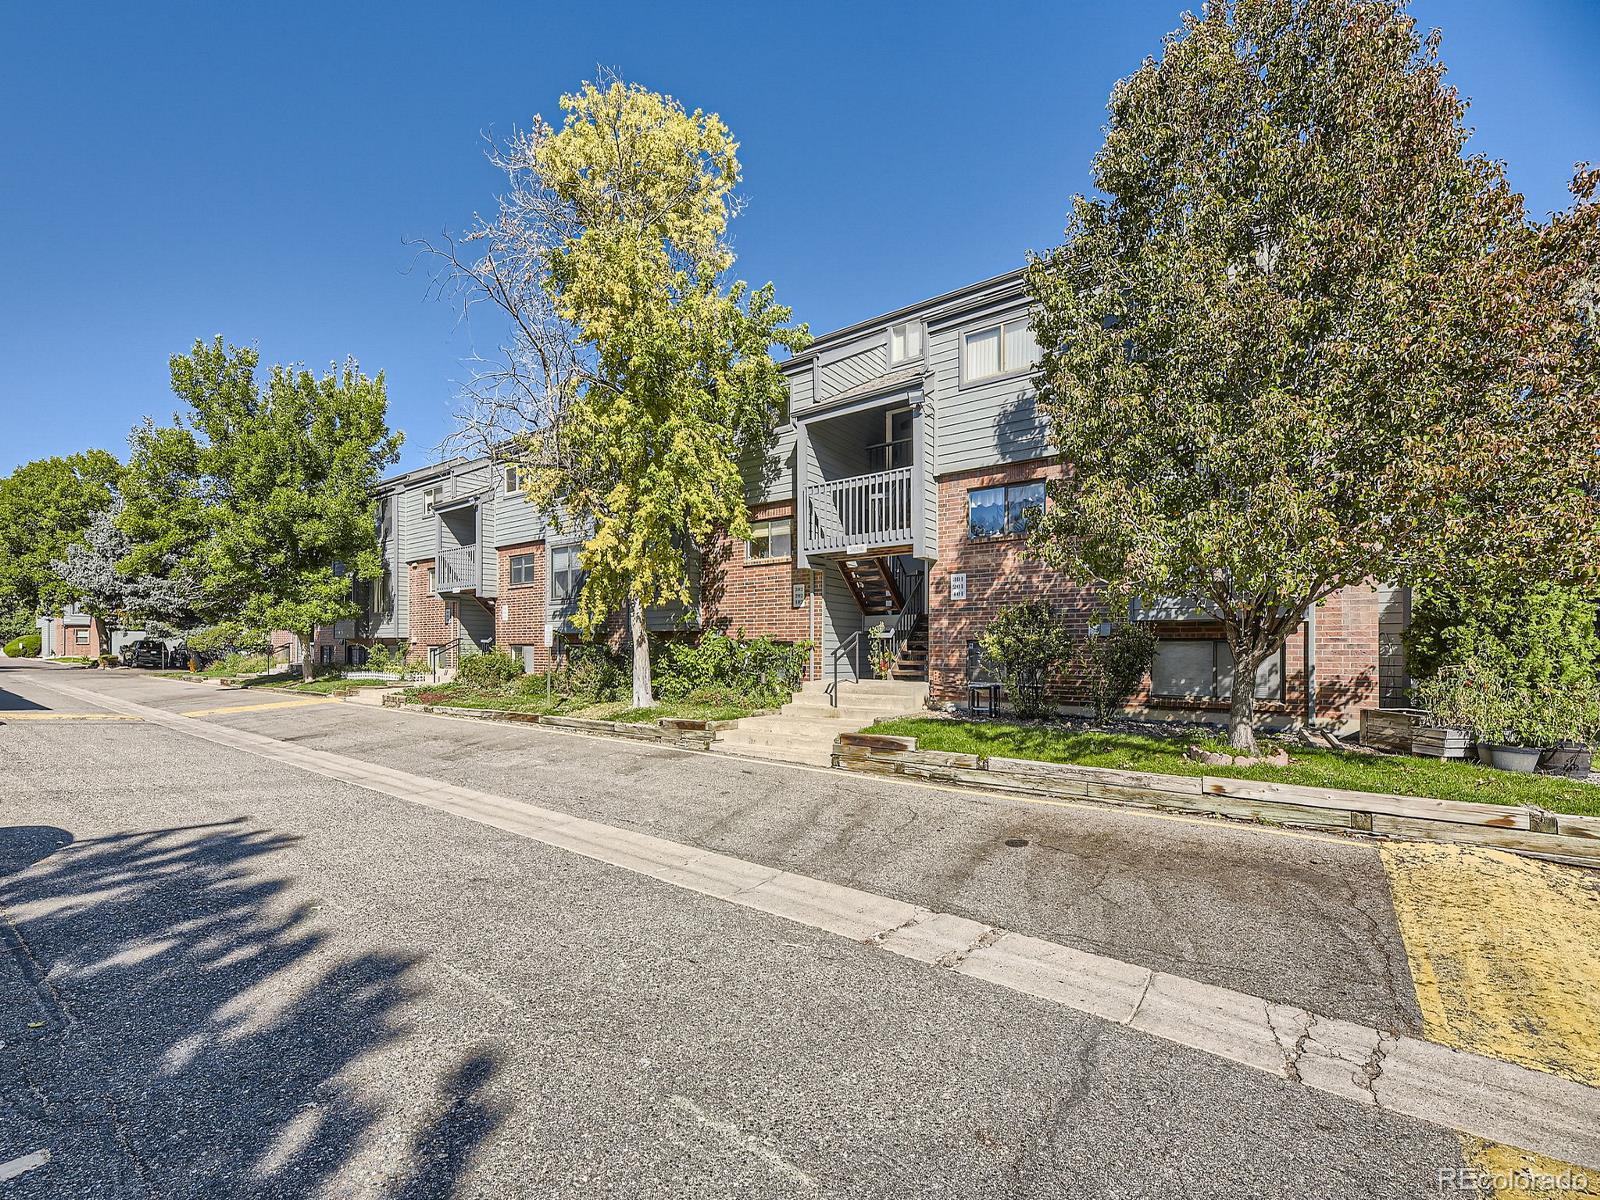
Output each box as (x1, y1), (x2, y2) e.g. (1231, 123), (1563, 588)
(2, 0), (1596, 477)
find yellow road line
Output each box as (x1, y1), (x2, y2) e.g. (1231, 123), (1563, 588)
(1, 712), (142, 721)
(181, 697), (338, 718)
(1383, 842), (1600, 1189)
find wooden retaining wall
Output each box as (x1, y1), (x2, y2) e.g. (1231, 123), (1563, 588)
(833, 733), (1600, 868)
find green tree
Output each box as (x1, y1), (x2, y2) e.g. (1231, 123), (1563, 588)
(1405, 583), (1600, 691)
(1026, 0), (1600, 750)
(423, 77), (808, 706)
(53, 497), (200, 657)
(135, 337), (401, 680)
(0, 450), (121, 638)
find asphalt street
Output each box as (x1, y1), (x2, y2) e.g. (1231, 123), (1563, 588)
(0, 660), (1489, 1197)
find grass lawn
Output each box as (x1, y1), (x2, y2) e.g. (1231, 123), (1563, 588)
(867, 717), (1600, 818)
(400, 681), (761, 724)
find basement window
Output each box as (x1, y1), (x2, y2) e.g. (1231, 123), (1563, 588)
(1150, 639), (1284, 702)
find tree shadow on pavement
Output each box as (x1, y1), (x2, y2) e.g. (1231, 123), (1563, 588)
(0, 819), (507, 1199)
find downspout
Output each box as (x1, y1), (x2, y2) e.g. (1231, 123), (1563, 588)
(1303, 602), (1317, 728)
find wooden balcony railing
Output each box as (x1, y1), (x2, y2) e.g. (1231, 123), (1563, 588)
(803, 466), (914, 555)
(437, 545), (477, 592)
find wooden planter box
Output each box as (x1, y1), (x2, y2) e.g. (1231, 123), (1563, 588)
(1360, 708), (1423, 753)
(1411, 725), (1475, 760)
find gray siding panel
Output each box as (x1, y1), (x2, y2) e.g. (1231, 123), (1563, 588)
(928, 303), (1051, 475)
(743, 425), (795, 506)
(819, 564), (861, 684)
(494, 488), (547, 547)
(399, 485), (436, 563)
(819, 342), (887, 399)
(479, 502), (498, 596)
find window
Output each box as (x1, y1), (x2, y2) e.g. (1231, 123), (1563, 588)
(967, 480), (1046, 538)
(421, 486), (443, 514)
(503, 464), (525, 495)
(963, 317), (1040, 382)
(74, 629), (89, 645)
(550, 544), (586, 606)
(746, 518), (793, 562)
(509, 552), (536, 587)
(427, 566), (437, 594)
(888, 320), (922, 364)
(320, 644), (334, 665)
(1150, 639), (1284, 702)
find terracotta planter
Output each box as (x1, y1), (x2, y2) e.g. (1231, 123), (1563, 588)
(1486, 744), (1543, 774)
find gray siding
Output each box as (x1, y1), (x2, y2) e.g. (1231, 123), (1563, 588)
(928, 300), (1051, 475)
(919, 399), (937, 554)
(819, 563), (862, 683)
(478, 500), (498, 596)
(494, 485), (548, 547)
(743, 424), (794, 506)
(399, 482), (437, 563)
(818, 340), (887, 401)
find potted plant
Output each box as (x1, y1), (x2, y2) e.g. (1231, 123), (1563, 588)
(1535, 680), (1599, 777)
(1480, 684), (1551, 774)
(1410, 665), (1485, 760)
(866, 623), (896, 680)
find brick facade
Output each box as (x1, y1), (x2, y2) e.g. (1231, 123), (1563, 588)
(407, 559), (449, 663)
(922, 459), (1378, 729)
(701, 500), (822, 679)
(496, 542), (555, 672)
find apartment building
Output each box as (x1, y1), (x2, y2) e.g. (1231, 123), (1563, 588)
(354, 267), (1401, 729)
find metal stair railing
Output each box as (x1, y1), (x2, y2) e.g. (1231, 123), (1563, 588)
(428, 637), (465, 683)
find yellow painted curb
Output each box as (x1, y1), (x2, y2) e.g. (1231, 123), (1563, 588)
(1383, 841), (1600, 1191)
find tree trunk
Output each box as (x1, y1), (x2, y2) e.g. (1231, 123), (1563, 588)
(302, 633), (316, 682)
(96, 618), (113, 661)
(1227, 678), (1259, 753)
(627, 595), (652, 709)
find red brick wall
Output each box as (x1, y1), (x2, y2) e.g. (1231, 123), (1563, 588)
(407, 559), (449, 662)
(496, 542), (555, 672)
(52, 619), (102, 657)
(926, 461), (1379, 728)
(701, 500), (822, 679)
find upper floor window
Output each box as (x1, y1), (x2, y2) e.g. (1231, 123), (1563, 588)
(888, 321), (922, 365)
(503, 464), (526, 495)
(421, 485), (443, 514)
(967, 480), (1046, 538)
(550, 544), (585, 606)
(746, 518), (793, 562)
(963, 317), (1040, 383)
(509, 552), (536, 587)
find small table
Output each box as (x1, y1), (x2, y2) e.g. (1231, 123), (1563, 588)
(968, 682), (1002, 717)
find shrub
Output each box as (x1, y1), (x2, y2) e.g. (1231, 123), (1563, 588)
(1075, 615), (1158, 722)
(654, 630), (810, 705)
(187, 622), (270, 660)
(216, 651), (272, 676)
(1415, 655), (1600, 748)
(456, 650), (524, 687)
(4, 634), (41, 658)
(365, 641), (411, 674)
(557, 642), (629, 703)
(978, 601), (1070, 719)
(1406, 583), (1600, 691)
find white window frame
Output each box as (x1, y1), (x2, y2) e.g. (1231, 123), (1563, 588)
(550, 544), (585, 608)
(961, 316), (1040, 385)
(508, 552), (536, 587)
(502, 464), (525, 495)
(745, 518), (794, 562)
(421, 486), (443, 514)
(426, 566), (437, 595)
(74, 629), (90, 646)
(887, 320), (922, 365)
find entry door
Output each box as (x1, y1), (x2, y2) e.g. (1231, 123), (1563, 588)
(885, 408), (913, 470)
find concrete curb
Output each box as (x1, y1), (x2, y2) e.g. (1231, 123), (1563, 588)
(382, 700), (751, 751)
(833, 734), (1600, 869)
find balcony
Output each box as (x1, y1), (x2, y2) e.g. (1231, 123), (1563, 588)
(803, 466), (914, 556)
(437, 545), (477, 592)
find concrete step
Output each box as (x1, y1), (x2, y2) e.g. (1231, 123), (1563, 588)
(799, 678), (928, 698)
(780, 696), (925, 717)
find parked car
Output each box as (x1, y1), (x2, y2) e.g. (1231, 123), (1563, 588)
(125, 639), (169, 669)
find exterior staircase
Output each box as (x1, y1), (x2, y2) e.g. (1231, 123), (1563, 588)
(838, 557), (902, 615)
(714, 678), (929, 767)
